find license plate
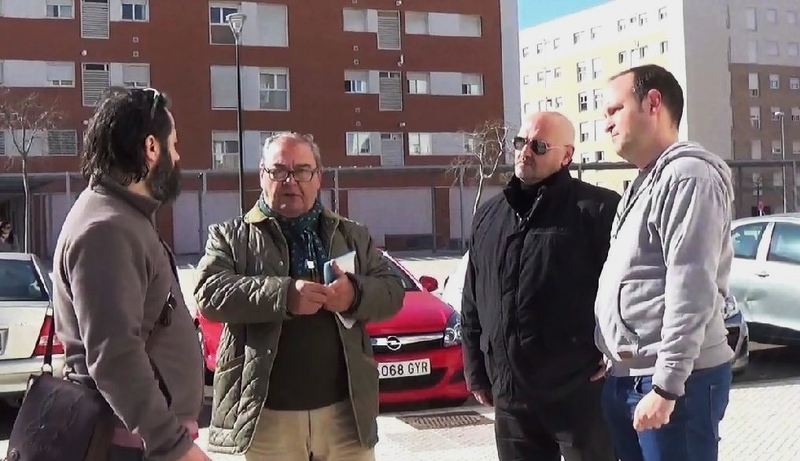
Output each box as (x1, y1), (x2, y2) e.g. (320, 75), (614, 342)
(378, 359), (431, 379)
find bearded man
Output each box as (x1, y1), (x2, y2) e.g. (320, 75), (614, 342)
(52, 88), (210, 461)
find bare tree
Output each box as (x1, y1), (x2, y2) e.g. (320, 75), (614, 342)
(0, 89), (61, 253)
(451, 119), (512, 215)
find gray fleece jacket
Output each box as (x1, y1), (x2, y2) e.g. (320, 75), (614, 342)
(594, 141), (735, 397)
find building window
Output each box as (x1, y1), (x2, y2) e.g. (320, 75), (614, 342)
(121, 1), (148, 22)
(553, 38), (561, 49)
(554, 97), (564, 108)
(791, 107), (800, 121)
(769, 74), (780, 89)
(377, 11), (401, 50)
(46, 62), (75, 87)
(379, 71), (403, 110)
(408, 133), (432, 155)
(789, 42), (799, 57)
(522, 47), (529, 57)
(658, 7), (667, 20)
(209, 5), (239, 44)
(593, 89), (603, 110)
(344, 70), (368, 93)
(122, 64), (150, 88)
(259, 69), (289, 110)
(82, 63), (110, 107)
(750, 139), (762, 159)
(617, 19), (626, 32)
(766, 41), (779, 56)
(579, 122), (590, 143)
(790, 77), (800, 90)
(461, 73), (483, 96)
(660, 41), (668, 54)
(591, 58), (602, 79)
(554, 67), (562, 78)
(346, 132), (372, 155)
(766, 8), (777, 24)
(772, 140), (782, 154)
(638, 13), (647, 26)
(536, 71), (545, 82)
(522, 75), (530, 85)
(590, 26), (601, 39)
(578, 92), (589, 112)
(46, 0), (74, 19)
(771, 107), (781, 121)
(47, 130), (78, 155)
(536, 42), (544, 54)
(749, 72), (760, 96)
(212, 131), (240, 170)
(749, 106), (761, 129)
(407, 72), (429, 94)
(576, 62), (587, 82)
(789, 11), (798, 25)
(573, 31), (585, 44)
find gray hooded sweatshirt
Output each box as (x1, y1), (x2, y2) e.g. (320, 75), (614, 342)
(594, 141), (735, 397)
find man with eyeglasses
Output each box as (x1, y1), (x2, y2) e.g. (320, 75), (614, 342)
(52, 88), (210, 461)
(193, 132), (404, 461)
(461, 112), (621, 461)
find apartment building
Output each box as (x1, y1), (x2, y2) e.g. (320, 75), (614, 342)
(520, 0), (800, 215)
(0, 0), (520, 255)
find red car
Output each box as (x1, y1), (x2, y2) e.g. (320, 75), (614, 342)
(193, 250), (470, 406)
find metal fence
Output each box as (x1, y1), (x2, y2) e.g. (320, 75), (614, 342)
(0, 158), (798, 257)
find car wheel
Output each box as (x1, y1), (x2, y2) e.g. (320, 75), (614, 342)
(196, 324), (214, 385)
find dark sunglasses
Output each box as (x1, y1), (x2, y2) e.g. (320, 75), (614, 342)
(513, 137), (563, 155)
(134, 87), (162, 121)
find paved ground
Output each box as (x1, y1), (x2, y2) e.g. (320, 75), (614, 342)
(10, 253), (800, 459)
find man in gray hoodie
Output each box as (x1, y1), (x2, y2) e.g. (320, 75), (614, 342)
(594, 64), (735, 461)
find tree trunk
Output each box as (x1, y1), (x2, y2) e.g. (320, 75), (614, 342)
(472, 174), (485, 216)
(22, 157), (31, 253)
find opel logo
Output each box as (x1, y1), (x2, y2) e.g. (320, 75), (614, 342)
(385, 336), (402, 351)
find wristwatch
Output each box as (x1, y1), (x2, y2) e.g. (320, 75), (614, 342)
(652, 385), (680, 401)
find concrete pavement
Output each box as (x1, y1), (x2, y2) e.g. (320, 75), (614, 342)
(191, 376), (800, 460)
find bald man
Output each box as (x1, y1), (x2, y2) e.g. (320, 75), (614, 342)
(461, 112), (621, 461)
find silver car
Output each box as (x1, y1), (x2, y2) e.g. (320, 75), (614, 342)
(0, 252), (65, 406)
(442, 252), (749, 374)
(729, 213), (800, 345)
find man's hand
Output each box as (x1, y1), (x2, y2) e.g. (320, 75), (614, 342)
(177, 445), (212, 461)
(324, 262), (356, 313)
(287, 280), (331, 315)
(472, 389), (493, 407)
(633, 390), (676, 431)
(590, 357), (609, 382)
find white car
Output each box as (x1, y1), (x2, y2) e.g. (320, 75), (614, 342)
(0, 252), (65, 406)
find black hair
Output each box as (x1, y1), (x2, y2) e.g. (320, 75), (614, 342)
(81, 87), (173, 185)
(611, 64), (684, 127)
(0, 221), (14, 245)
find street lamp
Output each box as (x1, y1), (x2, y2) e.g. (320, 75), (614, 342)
(227, 12), (247, 215)
(774, 111), (788, 213)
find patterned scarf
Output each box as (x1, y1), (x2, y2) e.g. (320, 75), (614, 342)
(258, 196), (328, 282)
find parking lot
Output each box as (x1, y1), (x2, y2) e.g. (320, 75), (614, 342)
(1, 253), (798, 459)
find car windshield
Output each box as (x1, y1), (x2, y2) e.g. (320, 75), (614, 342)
(382, 256), (420, 292)
(0, 259), (49, 302)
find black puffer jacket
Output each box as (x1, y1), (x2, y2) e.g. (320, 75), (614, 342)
(461, 168), (620, 407)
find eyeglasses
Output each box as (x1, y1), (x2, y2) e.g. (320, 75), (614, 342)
(135, 87), (162, 121)
(263, 167), (318, 183)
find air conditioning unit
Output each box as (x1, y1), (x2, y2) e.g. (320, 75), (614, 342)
(772, 147), (782, 154)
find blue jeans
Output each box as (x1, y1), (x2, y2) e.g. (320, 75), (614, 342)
(601, 363), (732, 461)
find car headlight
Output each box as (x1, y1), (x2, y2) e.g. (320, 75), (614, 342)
(443, 311), (462, 347)
(723, 295), (740, 320)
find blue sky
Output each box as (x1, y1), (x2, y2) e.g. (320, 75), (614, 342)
(519, 0), (610, 28)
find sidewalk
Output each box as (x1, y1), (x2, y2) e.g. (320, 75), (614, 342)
(195, 377), (800, 460)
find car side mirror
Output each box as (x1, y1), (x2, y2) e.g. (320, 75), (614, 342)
(419, 275), (439, 292)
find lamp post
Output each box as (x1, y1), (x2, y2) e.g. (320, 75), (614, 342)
(774, 111), (788, 212)
(227, 12), (247, 215)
